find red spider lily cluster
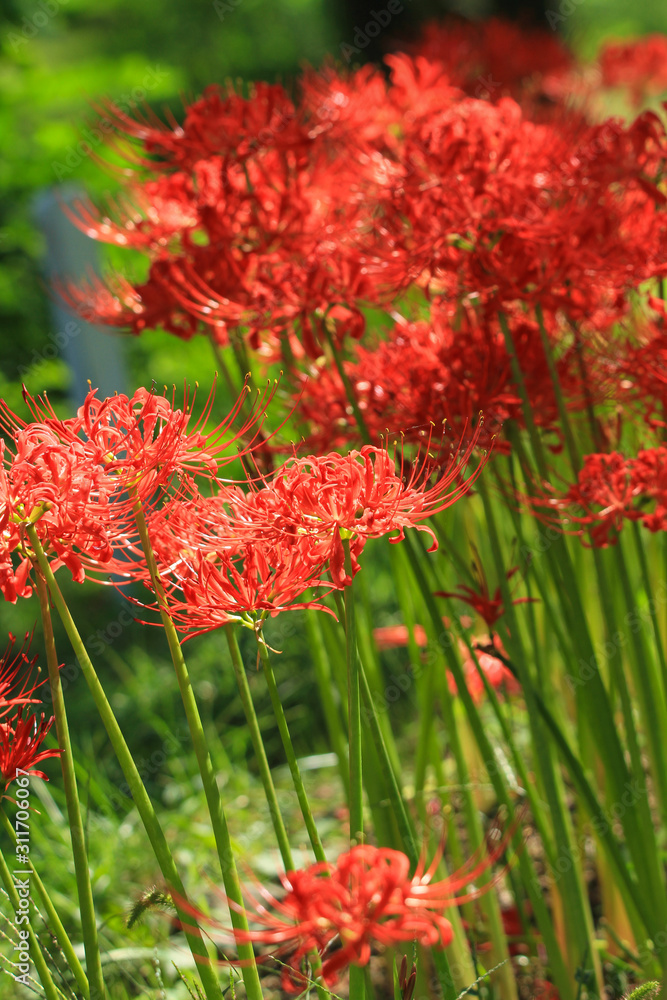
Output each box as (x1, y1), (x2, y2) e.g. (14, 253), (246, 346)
(294, 303), (579, 456)
(118, 435), (482, 634)
(186, 837), (512, 993)
(544, 447), (667, 547)
(0, 634), (60, 788)
(600, 35), (667, 105)
(0, 381), (481, 634)
(407, 16), (573, 104)
(0, 381), (273, 601)
(62, 21), (667, 362)
(373, 608), (522, 705)
(55, 21), (667, 550)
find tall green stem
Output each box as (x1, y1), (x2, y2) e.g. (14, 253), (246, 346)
(34, 572), (105, 1000)
(323, 327), (372, 446)
(223, 630), (333, 996)
(132, 500), (264, 1000)
(343, 538), (365, 1000)
(304, 610), (349, 796)
(223, 624), (294, 870)
(0, 808), (89, 998)
(25, 525), (224, 1000)
(402, 531), (575, 1000)
(0, 839), (62, 1000)
(257, 637), (326, 863)
(343, 539), (363, 847)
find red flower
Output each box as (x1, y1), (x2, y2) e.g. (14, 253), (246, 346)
(0, 381), (271, 600)
(600, 35), (667, 105)
(203, 837), (512, 993)
(448, 634), (521, 704)
(0, 712), (61, 788)
(536, 446), (667, 546)
(436, 561), (537, 630)
(555, 451), (640, 546)
(0, 419), (120, 598)
(256, 437), (483, 585)
(601, 319), (667, 431)
(20, 380), (269, 497)
(130, 484), (339, 636)
(376, 89), (667, 323)
(61, 77), (398, 358)
(373, 623), (428, 650)
(0, 633), (44, 719)
(294, 302), (579, 457)
(410, 16), (573, 106)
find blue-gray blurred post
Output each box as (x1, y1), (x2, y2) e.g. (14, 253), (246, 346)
(33, 184), (126, 406)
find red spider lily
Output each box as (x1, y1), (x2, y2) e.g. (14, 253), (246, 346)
(0, 381), (274, 599)
(532, 446), (667, 546)
(371, 621), (518, 703)
(436, 562), (537, 630)
(601, 319), (667, 431)
(373, 624), (428, 650)
(177, 832), (514, 993)
(376, 89), (667, 324)
(57, 35), (667, 356)
(0, 633), (45, 719)
(16, 379), (273, 497)
(551, 451), (641, 547)
(128, 485), (342, 636)
(599, 35), (667, 105)
(0, 427), (121, 599)
(410, 16), (573, 106)
(60, 77), (398, 358)
(0, 712), (61, 788)
(448, 634), (521, 704)
(255, 434), (485, 586)
(294, 302), (580, 457)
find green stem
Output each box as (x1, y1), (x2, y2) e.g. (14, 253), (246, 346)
(535, 304), (580, 473)
(323, 326), (372, 446)
(357, 665), (416, 865)
(476, 476), (603, 994)
(534, 312), (667, 899)
(501, 322), (667, 958)
(631, 520), (667, 698)
(402, 531), (575, 1000)
(343, 538), (365, 1000)
(25, 525), (224, 1000)
(34, 573), (104, 1000)
(612, 540), (667, 825)
(343, 540), (363, 847)
(304, 610), (350, 797)
(436, 671), (518, 1000)
(257, 636), (326, 862)
(0, 839), (63, 1000)
(223, 624), (294, 871)
(224, 628), (332, 998)
(0, 808), (89, 997)
(132, 499), (264, 1000)
(343, 544), (465, 1000)
(205, 328), (242, 402)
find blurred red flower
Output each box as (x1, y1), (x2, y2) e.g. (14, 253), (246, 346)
(600, 35), (667, 104)
(0, 712), (61, 788)
(217, 838), (511, 992)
